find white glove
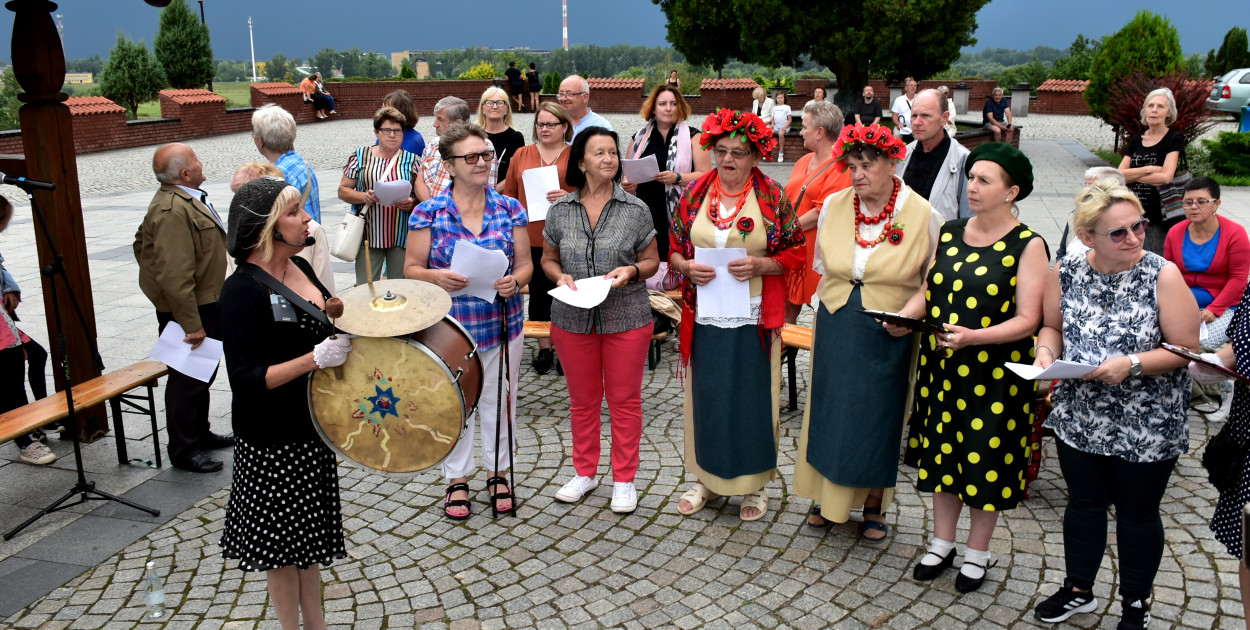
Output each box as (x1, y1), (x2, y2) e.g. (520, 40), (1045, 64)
(1189, 352), (1231, 385)
(313, 336), (352, 369)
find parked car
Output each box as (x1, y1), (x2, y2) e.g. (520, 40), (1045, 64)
(1208, 68), (1250, 120)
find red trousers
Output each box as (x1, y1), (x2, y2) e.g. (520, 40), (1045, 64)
(550, 322), (651, 482)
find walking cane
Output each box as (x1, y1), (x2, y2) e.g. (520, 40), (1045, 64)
(493, 282), (518, 517)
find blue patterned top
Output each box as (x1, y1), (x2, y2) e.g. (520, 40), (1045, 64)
(1046, 252), (1190, 462)
(408, 183), (527, 351)
(274, 150), (320, 223)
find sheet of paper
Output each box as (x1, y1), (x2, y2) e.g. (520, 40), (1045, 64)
(695, 247), (750, 318)
(621, 155), (660, 184)
(447, 240), (510, 303)
(149, 321), (223, 383)
(1200, 320), (1210, 341)
(1004, 360), (1100, 381)
(548, 275), (614, 309)
(522, 165), (560, 222)
(373, 179), (412, 206)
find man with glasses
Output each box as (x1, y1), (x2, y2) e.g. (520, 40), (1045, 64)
(415, 96), (499, 201)
(557, 75), (613, 139)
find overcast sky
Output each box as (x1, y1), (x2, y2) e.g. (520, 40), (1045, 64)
(1, 0), (1236, 63)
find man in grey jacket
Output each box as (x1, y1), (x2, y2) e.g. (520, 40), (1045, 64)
(896, 89), (970, 222)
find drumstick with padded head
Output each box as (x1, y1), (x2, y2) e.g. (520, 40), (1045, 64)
(325, 297), (345, 379)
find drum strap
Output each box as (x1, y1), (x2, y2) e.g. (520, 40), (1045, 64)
(238, 260), (333, 328)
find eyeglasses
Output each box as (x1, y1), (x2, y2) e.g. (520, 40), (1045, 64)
(556, 91), (586, 99)
(714, 148), (752, 160)
(450, 150), (495, 165)
(1182, 198), (1217, 208)
(376, 128), (404, 136)
(535, 121), (564, 129)
(484, 100), (507, 108)
(1092, 218), (1149, 243)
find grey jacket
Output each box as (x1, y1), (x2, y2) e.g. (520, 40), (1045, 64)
(896, 138), (971, 222)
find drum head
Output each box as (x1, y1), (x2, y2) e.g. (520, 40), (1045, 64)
(309, 336), (465, 475)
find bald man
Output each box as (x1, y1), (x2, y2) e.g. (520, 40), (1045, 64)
(557, 74), (613, 139)
(133, 143), (233, 473)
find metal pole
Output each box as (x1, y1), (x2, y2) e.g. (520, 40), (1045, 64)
(248, 16), (256, 81)
(197, 0), (212, 91)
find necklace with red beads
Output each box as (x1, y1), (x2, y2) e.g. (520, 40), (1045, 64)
(853, 177), (901, 248)
(708, 173), (752, 229)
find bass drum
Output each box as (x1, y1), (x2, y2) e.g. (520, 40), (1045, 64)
(308, 330), (479, 475)
(408, 316), (483, 417)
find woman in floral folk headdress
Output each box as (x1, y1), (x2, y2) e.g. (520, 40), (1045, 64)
(669, 109), (805, 522)
(793, 123), (943, 541)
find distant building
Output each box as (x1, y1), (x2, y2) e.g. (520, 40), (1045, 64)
(389, 51), (430, 78)
(65, 72), (93, 84)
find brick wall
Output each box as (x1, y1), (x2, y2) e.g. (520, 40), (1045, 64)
(1032, 91), (1090, 115)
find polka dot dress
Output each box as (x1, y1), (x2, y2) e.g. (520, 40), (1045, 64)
(1210, 290), (1250, 559)
(913, 219), (1042, 511)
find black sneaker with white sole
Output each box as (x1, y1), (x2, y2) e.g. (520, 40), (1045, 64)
(1034, 580), (1098, 623)
(1116, 596), (1150, 630)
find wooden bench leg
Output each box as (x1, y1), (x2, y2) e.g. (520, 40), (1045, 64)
(786, 349), (798, 411)
(109, 397), (128, 466)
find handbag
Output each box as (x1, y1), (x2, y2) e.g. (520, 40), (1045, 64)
(331, 150), (401, 262)
(1158, 153), (1192, 223)
(1202, 421), (1247, 493)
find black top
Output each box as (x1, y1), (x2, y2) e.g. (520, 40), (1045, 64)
(220, 258), (331, 445)
(634, 124), (696, 261)
(526, 69), (541, 90)
(903, 134), (951, 201)
(983, 97), (1010, 124)
(1125, 130), (1187, 222)
(487, 128), (527, 182)
(852, 98), (883, 125)
(505, 67), (522, 86)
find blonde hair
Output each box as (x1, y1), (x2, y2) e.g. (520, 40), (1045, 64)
(532, 102), (574, 143)
(255, 186), (303, 263)
(1073, 180), (1144, 235)
(475, 87), (515, 130)
(230, 161), (283, 192)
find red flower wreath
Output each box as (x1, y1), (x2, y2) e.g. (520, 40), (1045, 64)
(699, 108), (778, 161)
(834, 122), (907, 163)
(736, 216), (754, 241)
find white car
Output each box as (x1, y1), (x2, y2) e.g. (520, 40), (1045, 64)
(1208, 68), (1250, 120)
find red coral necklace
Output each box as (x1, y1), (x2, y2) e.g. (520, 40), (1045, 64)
(853, 177), (902, 248)
(708, 173), (752, 229)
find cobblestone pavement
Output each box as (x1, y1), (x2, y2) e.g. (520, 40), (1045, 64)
(0, 122), (1248, 629)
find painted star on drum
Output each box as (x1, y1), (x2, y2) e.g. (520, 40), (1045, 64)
(366, 385), (400, 420)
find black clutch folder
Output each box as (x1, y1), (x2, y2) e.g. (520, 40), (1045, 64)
(1162, 343), (1250, 384)
(856, 309), (944, 335)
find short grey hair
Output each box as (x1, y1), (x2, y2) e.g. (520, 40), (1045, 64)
(1083, 166), (1126, 186)
(938, 85), (949, 95)
(752, 86), (765, 100)
(251, 104), (297, 153)
(1140, 87), (1178, 126)
(154, 151), (189, 185)
(434, 96), (471, 123)
(917, 89), (949, 115)
(803, 100), (843, 137)
(992, 87), (1004, 95)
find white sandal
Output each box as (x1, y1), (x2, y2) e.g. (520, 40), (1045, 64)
(677, 482), (720, 515)
(740, 488), (769, 522)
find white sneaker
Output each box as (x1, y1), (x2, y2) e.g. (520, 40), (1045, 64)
(20, 442), (56, 465)
(611, 482), (637, 513)
(554, 475), (598, 503)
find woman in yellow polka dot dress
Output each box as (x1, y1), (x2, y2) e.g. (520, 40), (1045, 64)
(888, 143), (1050, 593)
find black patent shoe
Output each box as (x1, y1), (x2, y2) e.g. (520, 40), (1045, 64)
(955, 558), (998, 593)
(912, 549), (955, 581)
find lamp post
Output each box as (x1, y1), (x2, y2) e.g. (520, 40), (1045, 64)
(248, 16), (256, 81)
(197, 0), (212, 90)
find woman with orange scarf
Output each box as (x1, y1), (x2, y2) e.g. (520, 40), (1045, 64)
(668, 109), (805, 522)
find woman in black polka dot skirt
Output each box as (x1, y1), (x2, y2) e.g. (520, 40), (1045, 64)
(218, 178), (353, 629)
(888, 144), (1049, 593)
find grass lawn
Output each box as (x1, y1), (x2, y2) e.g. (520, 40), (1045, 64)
(65, 81), (253, 119)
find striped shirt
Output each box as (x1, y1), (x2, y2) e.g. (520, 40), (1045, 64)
(343, 146), (421, 249)
(274, 150), (320, 223)
(408, 183), (527, 351)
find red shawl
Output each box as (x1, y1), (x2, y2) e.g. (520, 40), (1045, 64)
(669, 167), (805, 366)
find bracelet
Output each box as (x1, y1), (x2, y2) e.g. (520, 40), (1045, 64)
(675, 173), (682, 186)
(1035, 344), (1056, 357)
(630, 264), (641, 281)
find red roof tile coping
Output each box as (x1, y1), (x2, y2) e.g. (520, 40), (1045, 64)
(65, 96), (126, 116)
(700, 78), (760, 91)
(251, 82), (302, 96)
(159, 89), (227, 105)
(1037, 79), (1089, 93)
(588, 77), (644, 90)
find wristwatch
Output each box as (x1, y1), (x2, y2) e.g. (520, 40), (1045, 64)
(1128, 354), (1143, 377)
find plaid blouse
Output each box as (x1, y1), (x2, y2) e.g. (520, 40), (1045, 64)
(421, 137), (499, 199)
(274, 150), (320, 223)
(343, 147), (421, 249)
(408, 183), (526, 351)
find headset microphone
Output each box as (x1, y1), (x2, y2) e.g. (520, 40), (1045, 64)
(274, 230), (315, 247)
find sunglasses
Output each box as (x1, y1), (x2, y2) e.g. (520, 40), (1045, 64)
(1092, 218), (1148, 243)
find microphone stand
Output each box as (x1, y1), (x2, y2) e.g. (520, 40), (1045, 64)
(5, 187), (159, 540)
(491, 283), (517, 517)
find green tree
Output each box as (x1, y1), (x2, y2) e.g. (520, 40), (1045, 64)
(1185, 53), (1207, 79)
(1085, 10), (1183, 122)
(100, 33), (167, 120)
(267, 53), (288, 81)
(214, 59), (247, 82)
(153, 0), (214, 89)
(339, 48), (363, 78)
(1207, 27), (1250, 78)
(998, 55), (1049, 92)
(362, 52), (393, 79)
(312, 47), (337, 78)
(65, 54), (105, 76)
(654, 0), (988, 111)
(459, 61), (496, 80)
(0, 67), (22, 130)
(1050, 34), (1100, 80)
(399, 58), (418, 79)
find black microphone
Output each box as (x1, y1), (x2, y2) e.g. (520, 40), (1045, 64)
(0, 172), (56, 191)
(274, 229), (315, 247)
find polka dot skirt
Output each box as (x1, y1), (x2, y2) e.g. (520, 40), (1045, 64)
(1211, 298), (1250, 559)
(221, 438), (346, 572)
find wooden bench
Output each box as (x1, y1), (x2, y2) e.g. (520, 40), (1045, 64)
(523, 321), (670, 371)
(0, 360), (169, 467)
(781, 324), (814, 411)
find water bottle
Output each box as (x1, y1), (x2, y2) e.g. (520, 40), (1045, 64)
(143, 561), (166, 620)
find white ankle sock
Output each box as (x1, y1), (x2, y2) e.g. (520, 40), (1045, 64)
(922, 538), (956, 566)
(961, 548), (991, 579)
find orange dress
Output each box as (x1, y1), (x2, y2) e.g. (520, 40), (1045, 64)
(783, 153), (850, 305)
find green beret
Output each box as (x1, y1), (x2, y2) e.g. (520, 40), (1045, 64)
(964, 143), (1034, 201)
